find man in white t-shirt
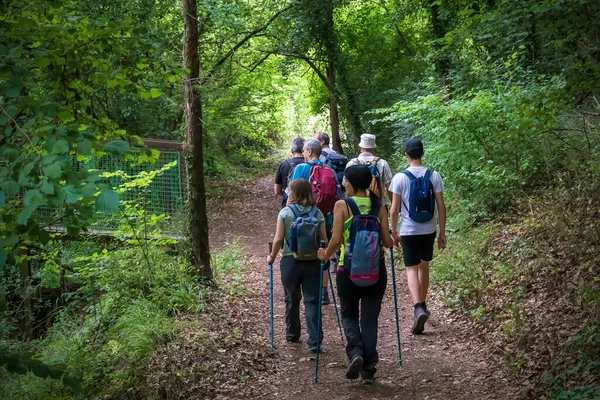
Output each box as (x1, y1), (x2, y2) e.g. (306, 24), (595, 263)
(345, 133), (394, 206)
(389, 138), (447, 335)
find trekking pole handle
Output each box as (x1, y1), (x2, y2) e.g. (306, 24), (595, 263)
(319, 240), (327, 249)
(269, 242), (273, 254)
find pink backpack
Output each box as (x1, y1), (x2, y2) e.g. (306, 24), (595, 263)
(307, 162), (338, 217)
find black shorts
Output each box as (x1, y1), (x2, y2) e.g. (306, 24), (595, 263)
(400, 232), (436, 267)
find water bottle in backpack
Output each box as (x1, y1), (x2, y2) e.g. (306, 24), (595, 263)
(342, 197), (382, 287)
(287, 205), (320, 261)
(401, 169), (436, 223)
(359, 157), (383, 199)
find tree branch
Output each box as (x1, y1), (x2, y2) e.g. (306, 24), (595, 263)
(205, 5), (292, 80)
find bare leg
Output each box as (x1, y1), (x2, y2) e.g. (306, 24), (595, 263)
(405, 265), (423, 305)
(418, 261), (430, 303)
(323, 270), (329, 288)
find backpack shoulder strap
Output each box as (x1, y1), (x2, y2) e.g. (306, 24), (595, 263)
(308, 206), (319, 217)
(401, 170), (417, 181)
(424, 168), (434, 180)
(289, 204), (300, 218)
(343, 197), (361, 217)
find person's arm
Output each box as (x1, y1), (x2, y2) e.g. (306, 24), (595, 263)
(318, 200), (346, 260)
(435, 191), (447, 250)
(274, 183), (283, 196)
(317, 222), (327, 244)
(390, 192), (402, 247)
(378, 206), (394, 248)
(267, 219), (285, 263)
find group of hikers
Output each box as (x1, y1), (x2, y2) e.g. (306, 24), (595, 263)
(267, 133), (446, 384)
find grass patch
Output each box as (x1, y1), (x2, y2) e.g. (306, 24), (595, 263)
(1, 239), (249, 399)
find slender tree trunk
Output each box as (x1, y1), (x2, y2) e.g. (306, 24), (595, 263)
(327, 62), (342, 154)
(431, 2), (452, 101)
(323, 0), (362, 141)
(183, 0), (212, 279)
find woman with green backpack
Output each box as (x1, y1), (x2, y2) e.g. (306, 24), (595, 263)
(267, 178), (328, 351)
(317, 165), (394, 384)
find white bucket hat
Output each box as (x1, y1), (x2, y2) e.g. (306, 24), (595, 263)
(358, 133), (376, 149)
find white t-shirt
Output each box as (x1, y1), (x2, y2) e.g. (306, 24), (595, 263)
(344, 152), (393, 205)
(389, 166), (444, 236)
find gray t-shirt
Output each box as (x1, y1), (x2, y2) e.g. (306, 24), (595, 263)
(319, 147), (335, 163)
(389, 166), (444, 236)
(277, 205), (325, 257)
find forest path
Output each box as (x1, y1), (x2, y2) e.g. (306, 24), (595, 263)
(208, 175), (523, 400)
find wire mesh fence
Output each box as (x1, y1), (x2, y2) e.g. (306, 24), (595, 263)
(38, 145), (186, 234)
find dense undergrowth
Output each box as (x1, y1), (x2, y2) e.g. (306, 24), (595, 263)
(386, 90), (600, 398)
(0, 238), (247, 399)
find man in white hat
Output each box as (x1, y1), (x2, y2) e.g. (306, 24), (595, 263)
(345, 133), (394, 206)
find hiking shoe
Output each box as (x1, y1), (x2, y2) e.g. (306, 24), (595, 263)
(308, 345), (323, 353)
(361, 370), (375, 385)
(321, 291), (330, 305)
(286, 337), (301, 344)
(424, 302), (431, 317)
(412, 306), (428, 335)
(345, 356), (364, 380)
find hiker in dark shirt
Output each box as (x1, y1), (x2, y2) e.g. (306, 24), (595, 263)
(275, 137), (305, 209)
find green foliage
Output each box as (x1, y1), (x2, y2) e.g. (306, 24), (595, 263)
(375, 76), (599, 223)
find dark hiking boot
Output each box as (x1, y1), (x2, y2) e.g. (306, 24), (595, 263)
(412, 306), (428, 335)
(308, 344), (323, 353)
(286, 337), (301, 344)
(361, 370), (375, 385)
(423, 302), (431, 317)
(321, 291), (330, 305)
(345, 356), (364, 380)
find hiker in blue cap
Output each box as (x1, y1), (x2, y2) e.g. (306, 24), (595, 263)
(318, 165), (394, 384)
(268, 178), (328, 351)
(389, 137), (447, 335)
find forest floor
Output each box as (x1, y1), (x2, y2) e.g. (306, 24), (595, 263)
(147, 175), (527, 400)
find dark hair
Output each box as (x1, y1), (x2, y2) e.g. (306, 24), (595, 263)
(344, 165), (381, 213)
(316, 132), (330, 145)
(288, 179), (315, 206)
(291, 137), (305, 154)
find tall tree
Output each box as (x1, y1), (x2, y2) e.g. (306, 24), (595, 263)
(183, 0), (212, 279)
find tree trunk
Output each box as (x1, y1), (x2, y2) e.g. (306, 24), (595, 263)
(183, 0), (212, 279)
(431, 2), (452, 100)
(323, 1), (362, 141)
(327, 62), (342, 154)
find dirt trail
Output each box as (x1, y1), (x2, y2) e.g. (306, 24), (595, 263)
(208, 175), (524, 400)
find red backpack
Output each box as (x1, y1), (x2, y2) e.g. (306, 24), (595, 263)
(307, 162), (338, 216)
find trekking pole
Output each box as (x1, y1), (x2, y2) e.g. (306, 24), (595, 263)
(314, 239), (327, 383)
(389, 233), (403, 366)
(327, 267), (344, 341)
(268, 242), (275, 357)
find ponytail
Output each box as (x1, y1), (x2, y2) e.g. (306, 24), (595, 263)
(369, 189), (382, 215)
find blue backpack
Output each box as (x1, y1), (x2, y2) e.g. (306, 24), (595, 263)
(324, 152), (348, 198)
(401, 169), (435, 223)
(342, 197), (381, 287)
(287, 205), (320, 261)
